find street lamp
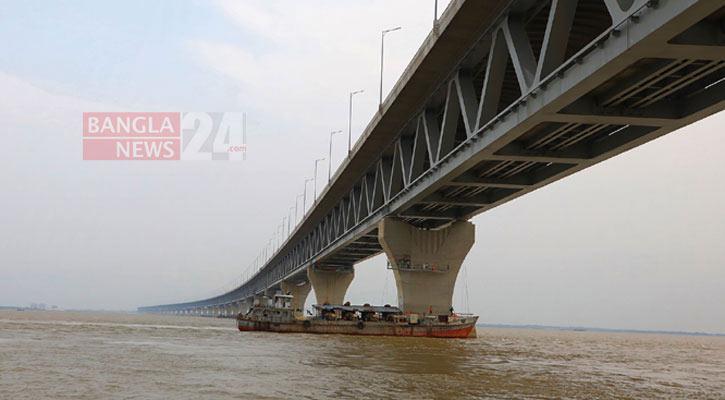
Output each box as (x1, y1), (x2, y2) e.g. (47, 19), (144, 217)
(329, 130), (342, 182)
(348, 90), (364, 155)
(303, 179), (313, 216)
(278, 224), (284, 249)
(296, 194), (304, 223)
(281, 219), (286, 243)
(314, 157), (325, 200)
(288, 207), (294, 235)
(380, 27), (402, 105)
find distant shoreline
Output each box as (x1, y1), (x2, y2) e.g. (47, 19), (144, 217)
(478, 323), (725, 337)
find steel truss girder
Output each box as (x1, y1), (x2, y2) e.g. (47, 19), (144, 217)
(141, 0), (725, 313)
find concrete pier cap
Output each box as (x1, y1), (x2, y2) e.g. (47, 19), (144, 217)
(307, 265), (354, 306)
(378, 217), (475, 315)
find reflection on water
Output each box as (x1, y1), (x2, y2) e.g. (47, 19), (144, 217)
(1, 311), (723, 399)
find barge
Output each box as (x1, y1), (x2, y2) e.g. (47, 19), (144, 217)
(236, 294), (478, 338)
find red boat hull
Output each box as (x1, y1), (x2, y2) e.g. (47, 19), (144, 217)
(237, 317), (478, 339)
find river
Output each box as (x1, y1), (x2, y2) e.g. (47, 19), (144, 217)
(1, 310), (723, 399)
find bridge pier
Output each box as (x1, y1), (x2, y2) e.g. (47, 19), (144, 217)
(238, 300), (251, 315)
(280, 281), (311, 316)
(253, 293), (270, 307)
(307, 265), (353, 305)
(379, 218), (475, 315)
(226, 302), (238, 316)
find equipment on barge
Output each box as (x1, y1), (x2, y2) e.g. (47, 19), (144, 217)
(236, 294), (477, 338)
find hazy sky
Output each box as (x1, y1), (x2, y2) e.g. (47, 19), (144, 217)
(1, 1), (723, 333)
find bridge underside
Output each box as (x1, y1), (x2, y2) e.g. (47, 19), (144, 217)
(141, 0), (725, 316)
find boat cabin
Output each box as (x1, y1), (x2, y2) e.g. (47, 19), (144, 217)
(273, 293), (293, 309)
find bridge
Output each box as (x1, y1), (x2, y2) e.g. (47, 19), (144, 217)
(140, 0), (725, 317)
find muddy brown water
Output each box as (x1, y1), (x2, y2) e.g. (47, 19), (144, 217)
(1, 311), (723, 399)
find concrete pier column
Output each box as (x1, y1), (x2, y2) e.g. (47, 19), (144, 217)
(379, 218), (475, 315)
(280, 281), (311, 316)
(253, 294), (270, 306)
(237, 300), (248, 315)
(307, 265), (354, 305)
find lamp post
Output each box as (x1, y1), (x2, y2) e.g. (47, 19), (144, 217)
(288, 207), (294, 235)
(314, 158), (325, 200)
(303, 179), (313, 216)
(348, 90), (363, 155)
(380, 27), (402, 105)
(329, 130), (342, 182)
(296, 194), (304, 223)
